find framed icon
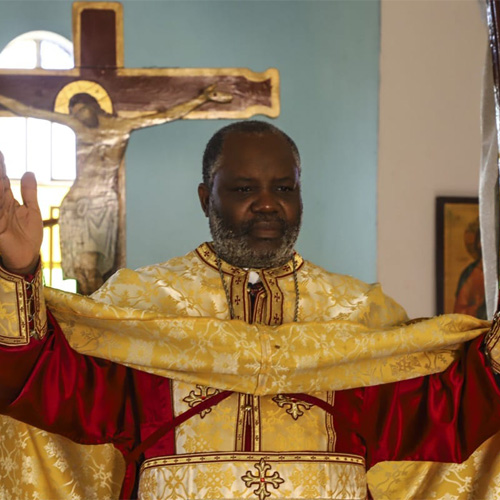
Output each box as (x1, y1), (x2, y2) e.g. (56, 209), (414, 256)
(436, 197), (486, 319)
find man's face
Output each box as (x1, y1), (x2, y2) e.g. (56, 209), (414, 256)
(69, 102), (100, 128)
(198, 131), (302, 268)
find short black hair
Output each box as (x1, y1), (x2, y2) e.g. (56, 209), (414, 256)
(202, 120), (301, 189)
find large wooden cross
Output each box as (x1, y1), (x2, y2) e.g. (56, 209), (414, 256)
(0, 1), (279, 293)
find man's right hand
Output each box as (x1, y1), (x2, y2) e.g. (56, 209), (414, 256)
(0, 151), (43, 275)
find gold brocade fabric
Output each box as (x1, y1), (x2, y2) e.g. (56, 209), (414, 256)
(0, 264), (46, 346)
(138, 452), (367, 499)
(0, 416), (124, 500)
(0, 242), (498, 499)
(368, 433), (500, 500)
(41, 244), (488, 394)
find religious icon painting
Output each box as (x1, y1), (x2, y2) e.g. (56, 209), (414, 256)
(435, 197), (486, 319)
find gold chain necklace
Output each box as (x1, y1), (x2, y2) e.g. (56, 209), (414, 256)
(216, 254), (300, 322)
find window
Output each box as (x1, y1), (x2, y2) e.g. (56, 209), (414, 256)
(0, 31), (77, 292)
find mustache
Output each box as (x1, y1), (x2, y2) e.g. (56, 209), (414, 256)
(240, 215), (287, 233)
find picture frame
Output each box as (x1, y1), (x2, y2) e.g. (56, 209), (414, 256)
(435, 196), (486, 318)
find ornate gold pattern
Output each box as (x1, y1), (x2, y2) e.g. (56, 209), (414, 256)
(368, 432), (500, 499)
(0, 416), (124, 500)
(271, 395), (313, 420)
(139, 452), (366, 500)
(196, 242), (304, 325)
(0, 263), (46, 345)
(241, 458), (284, 499)
(30, 264), (47, 339)
(196, 243), (304, 280)
(182, 385), (221, 418)
(235, 394), (261, 452)
(141, 451), (365, 468)
(326, 391), (337, 452)
(172, 380), (237, 455)
(12, 245), (487, 395)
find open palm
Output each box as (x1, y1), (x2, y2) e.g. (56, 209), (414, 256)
(0, 152), (43, 274)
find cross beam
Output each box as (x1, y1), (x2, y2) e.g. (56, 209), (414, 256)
(0, 2), (279, 119)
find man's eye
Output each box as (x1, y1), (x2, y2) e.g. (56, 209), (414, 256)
(277, 186), (293, 192)
(235, 186), (252, 193)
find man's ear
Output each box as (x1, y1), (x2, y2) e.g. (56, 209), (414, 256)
(198, 183), (210, 217)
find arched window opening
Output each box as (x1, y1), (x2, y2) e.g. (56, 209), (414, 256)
(0, 31), (77, 292)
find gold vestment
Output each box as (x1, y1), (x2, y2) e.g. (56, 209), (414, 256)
(0, 243), (499, 499)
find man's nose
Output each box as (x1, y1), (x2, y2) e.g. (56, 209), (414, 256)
(251, 189), (279, 212)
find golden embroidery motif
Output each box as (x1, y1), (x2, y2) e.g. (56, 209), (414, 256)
(195, 242), (304, 325)
(326, 391), (336, 452)
(140, 451), (367, 499)
(182, 385), (221, 418)
(235, 394), (261, 452)
(0, 267), (30, 345)
(241, 458), (284, 500)
(272, 395), (314, 420)
(0, 262), (48, 346)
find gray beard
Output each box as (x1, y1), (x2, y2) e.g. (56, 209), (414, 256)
(208, 204), (301, 269)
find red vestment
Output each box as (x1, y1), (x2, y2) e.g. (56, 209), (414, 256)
(2, 310), (500, 499)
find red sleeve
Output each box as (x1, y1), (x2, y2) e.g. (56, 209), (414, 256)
(0, 310), (138, 451)
(361, 335), (500, 468)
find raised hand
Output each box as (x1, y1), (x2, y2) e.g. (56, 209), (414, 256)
(0, 152), (43, 274)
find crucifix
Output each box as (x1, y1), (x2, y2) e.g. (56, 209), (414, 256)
(0, 1), (279, 294)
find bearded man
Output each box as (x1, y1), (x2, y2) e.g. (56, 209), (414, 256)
(1, 121), (500, 500)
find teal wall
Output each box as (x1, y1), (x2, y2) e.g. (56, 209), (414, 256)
(0, 0), (380, 282)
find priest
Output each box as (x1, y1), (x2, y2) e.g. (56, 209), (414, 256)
(1, 121), (500, 499)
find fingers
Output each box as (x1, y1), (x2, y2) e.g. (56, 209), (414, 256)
(0, 151), (10, 210)
(0, 151), (5, 186)
(0, 153), (39, 212)
(0, 154), (15, 234)
(20, 172), (40, 211)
